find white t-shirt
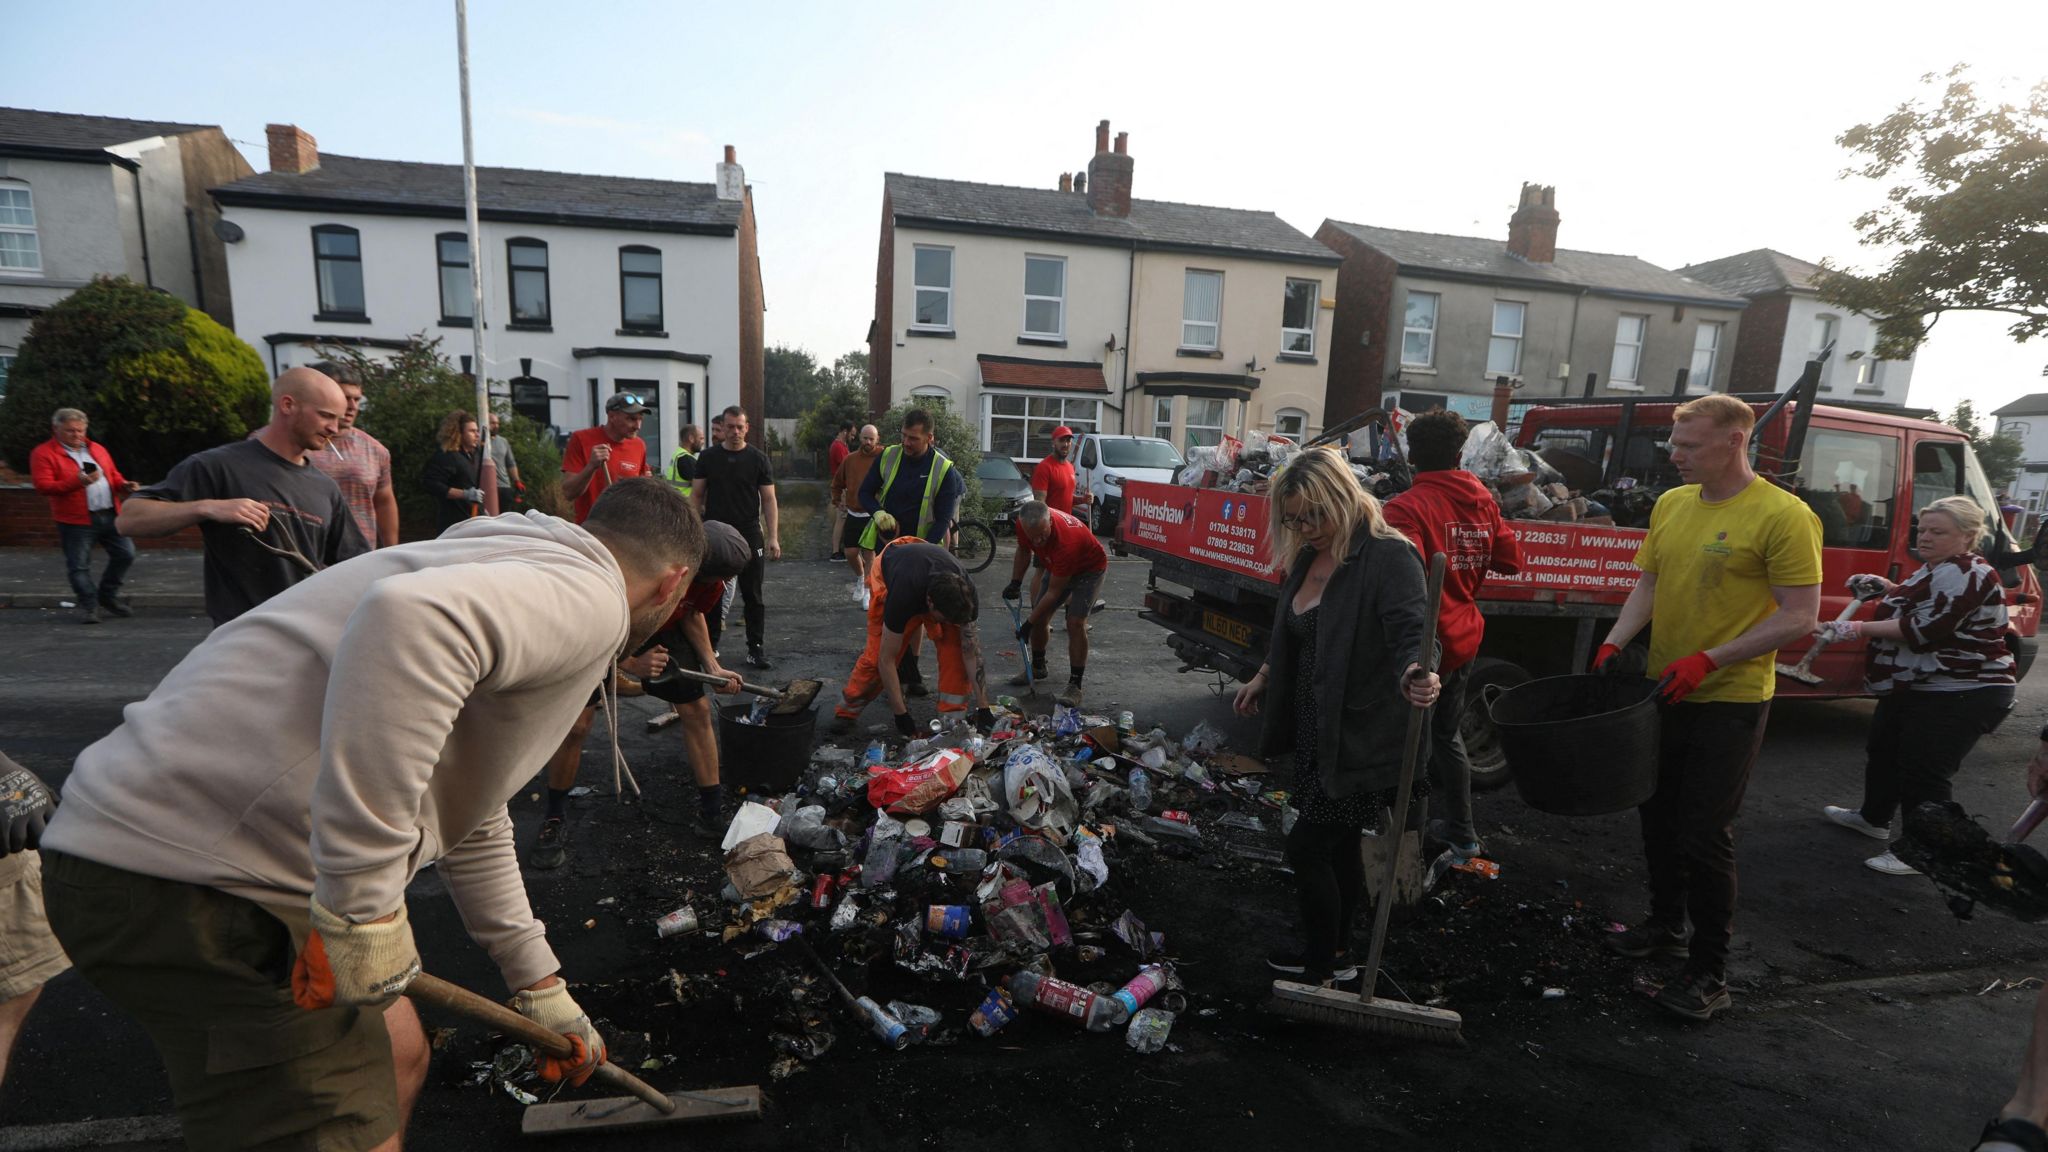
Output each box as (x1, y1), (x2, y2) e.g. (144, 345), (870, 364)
(63, 443), (112, 511)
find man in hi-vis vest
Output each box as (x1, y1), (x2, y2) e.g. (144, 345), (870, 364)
(665, 424), (705, 498)
(856, 409), (966, 696)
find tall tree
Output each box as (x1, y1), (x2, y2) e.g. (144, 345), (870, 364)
(1948, 399), (2024, 492)
(763, 345), (825, 418)
(1816, 67), (2048, 364)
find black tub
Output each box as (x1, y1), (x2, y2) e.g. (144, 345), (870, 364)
(1485, 673), (1662, 816)
(718, 702), (816, 792)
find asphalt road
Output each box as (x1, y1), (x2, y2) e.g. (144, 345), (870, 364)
(2, 537), (2045, 1151)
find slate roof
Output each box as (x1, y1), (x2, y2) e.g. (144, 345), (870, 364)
(887, 173), (1337, 264)
(1322, 220), (1745, 307)
(0, 107), (217, 163)
(976, 354), (1109, 394)
(214, 154), (742, 234)
(1995, 393), (2048, 418)
(1676, 248), (1823, 297)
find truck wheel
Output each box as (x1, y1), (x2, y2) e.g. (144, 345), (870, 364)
(1461, 657), (1530, 792)
(1093, 498), (1117, 538)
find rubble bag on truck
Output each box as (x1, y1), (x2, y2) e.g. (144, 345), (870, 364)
(1485, 674), (1661, 816)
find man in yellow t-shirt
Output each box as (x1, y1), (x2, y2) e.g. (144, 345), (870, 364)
(1592, 393), (1822, 1022)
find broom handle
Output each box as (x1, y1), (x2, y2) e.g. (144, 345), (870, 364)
(666, 667), (782, 700)
(406, 973), (676, 1114)
(1360, 552), (1447, 1004)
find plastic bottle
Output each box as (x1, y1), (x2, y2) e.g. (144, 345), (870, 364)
(853, 995), (909, 1049)
(1110, 965), (1169, 1023)
(1118, 710), (1135, 733)
(863, 741), (886, 769)
(862, 814), (905, 888)
(1126, 1007), (1176, 1053)
(1127, 766), (1153, 813)
(1009, 970), (1121, 1032)
(930, 848), (988, 875)
(1074, 829), (1109, 890)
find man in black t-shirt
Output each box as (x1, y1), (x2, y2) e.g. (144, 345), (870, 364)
(691, 405), (780, 668)
(118, 367), (368, 625)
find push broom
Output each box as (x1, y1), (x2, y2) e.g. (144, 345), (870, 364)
(1269, 551), (1464, 1044)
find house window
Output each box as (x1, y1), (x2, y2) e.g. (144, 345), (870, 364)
(620, 246), (663, 331)
(1610, 314), (1648, 386)
(1275, 407), (1308, 438)
(1153, 396), (1174, 441)
(311, 225), (364, 317)
(1281, 278), (1318, 355)
(0, 349), (13, 401)
(987, 395), (1100, 459)
(436, 233), (471, 324)
(913, 245), (952, 329)
(507, 238), (550, 325)
(0, 181), (40, 272)
(1023, 255), (1065, 337)
(617, 380), (658, 453)
(1487, 301), (1525, 376)
(1811, 314), (1839, 387)
(1182, 270), (1222, 350)
(1855, 356), (1884, 390)
(1689, 322), (1723, 392)
(1185, 397), (1229, 448)
(1401, 291), (1438, 368)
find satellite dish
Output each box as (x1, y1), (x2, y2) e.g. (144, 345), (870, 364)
(213, 219), (245, 243)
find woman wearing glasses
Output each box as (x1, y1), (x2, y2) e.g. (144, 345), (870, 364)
(1233, 446), (1440, 986)
(423, 410), (485, 534)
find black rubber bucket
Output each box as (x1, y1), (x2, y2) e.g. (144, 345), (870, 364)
(1485, 673), (1662, 816)
(718, 702), (815, 792)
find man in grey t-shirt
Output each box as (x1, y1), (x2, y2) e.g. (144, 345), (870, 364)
(119, 367), (367, 625)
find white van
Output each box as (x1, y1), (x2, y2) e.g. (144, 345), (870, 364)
(1073, 434), (1184, 536)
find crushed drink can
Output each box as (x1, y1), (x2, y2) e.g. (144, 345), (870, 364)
(1451, 856), (1501, 880)
(925, 904), (972, 939)
(811, 873), (838, 909)
(1160, 809), (1192, 825)
(969, 986), (1016, 1037)
(655, 906), (699, 938)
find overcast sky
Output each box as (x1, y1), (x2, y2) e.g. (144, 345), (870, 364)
(10, 0), (2047, 421)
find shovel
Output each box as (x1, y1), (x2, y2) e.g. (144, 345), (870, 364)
(661, 667), (822, 715)
(1776, 585), (1881, 685)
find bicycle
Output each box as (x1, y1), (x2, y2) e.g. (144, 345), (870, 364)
(947, 517), (999, 574)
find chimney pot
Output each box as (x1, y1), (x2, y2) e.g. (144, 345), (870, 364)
(1086, 124), (1133, 218)
(1074, 171), (1087, 194)
(265, 123), (319, 175)
(1095, 119), (1110, 154)
(1114, 131), (1127, 155)
(724, 144), (736, 163)
(1059, 172), (1073, 192)
(1506, 182), (1560, 264)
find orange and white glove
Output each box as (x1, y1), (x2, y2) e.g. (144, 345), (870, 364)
(513, 981), (607, 1086)
(292, 900), (421, 1011)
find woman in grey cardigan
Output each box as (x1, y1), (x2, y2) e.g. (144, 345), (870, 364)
(1233, 447), (1439, 985)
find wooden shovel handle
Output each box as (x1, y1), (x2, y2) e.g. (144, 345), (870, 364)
(406, 973), (675, 1114)
(667, 667), (782, 699)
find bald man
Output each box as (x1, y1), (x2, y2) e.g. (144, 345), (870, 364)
(120, 367), (369, 625)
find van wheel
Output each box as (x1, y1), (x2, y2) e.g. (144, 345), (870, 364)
(1092, 498), (1118, 538)
(1462, 657), (1530, 792)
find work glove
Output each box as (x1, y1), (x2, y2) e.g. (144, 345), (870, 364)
(1656, 651), (1719, 705)
(1592, 643), (1623, 674)
(894, 711), (917, 737)
(0, 758), (57, 857)
(969, 706), (996, 731)
(1001, 581), (1023, 601)
(513, 981), (607, 1087)
(462, 487), (487, 505)
(1846, 573), (1890, 601)
(292, 899), (422, 1011)
(1817, 619), (1863, 645)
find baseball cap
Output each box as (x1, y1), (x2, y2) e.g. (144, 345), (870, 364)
(606, 393), (650, 414)
(1051, 425), (1075, 439)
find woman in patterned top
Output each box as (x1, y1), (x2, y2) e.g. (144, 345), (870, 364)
(1233, 448), (1440, 985)
(1821, 495), (2017, 875)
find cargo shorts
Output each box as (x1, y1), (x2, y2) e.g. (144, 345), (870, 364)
(39, 851), (399, 1152)
(0, 852), (71, 1002)
(1047, 566), (1106, 621)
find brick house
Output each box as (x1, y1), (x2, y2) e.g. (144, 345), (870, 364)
(1676, 248), (1915, 407)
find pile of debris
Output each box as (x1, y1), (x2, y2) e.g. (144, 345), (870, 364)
(1458, 421), (1617, 526)
(1176, 430), (1411, 502)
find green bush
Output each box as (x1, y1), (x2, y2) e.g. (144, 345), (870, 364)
(797, 381), (871, 456)
(321, 338), (562, 542)
(875, 397), (982, 519)
(0, 276), (269, 480)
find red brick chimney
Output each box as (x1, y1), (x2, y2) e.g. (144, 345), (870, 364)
(1507, 183), (1559, 263)
(266, 124), (319, 174)
(1059, 172), (1073, 192)
(1086, 119), (1133, 219)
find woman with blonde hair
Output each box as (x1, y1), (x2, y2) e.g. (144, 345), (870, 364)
(1821, 494), (2017, 874)
(422, 410), (484, 535)
(1233, 446), (1440, 985)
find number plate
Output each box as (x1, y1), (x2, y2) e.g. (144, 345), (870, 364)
(1202, 611), (1253, 648)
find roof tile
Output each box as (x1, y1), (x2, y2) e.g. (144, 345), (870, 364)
(977, 354), (1109, 394)
(1323, 220), (1745, 306)
(1676, 248), (1824, 297)
(0, 107), (217, 153)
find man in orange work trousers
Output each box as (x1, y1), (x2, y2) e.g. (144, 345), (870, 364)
(829, 531), (995, 736)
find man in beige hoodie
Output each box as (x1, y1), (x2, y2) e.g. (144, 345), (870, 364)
(38, 476), (702, 1152)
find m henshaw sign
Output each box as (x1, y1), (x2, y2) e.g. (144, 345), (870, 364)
(1120, 482), (1281, 584)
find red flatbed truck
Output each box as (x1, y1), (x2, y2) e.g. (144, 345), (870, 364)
(1118, 372), (2042, 788)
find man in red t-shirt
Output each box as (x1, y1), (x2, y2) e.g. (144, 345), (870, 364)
(1002, 500), (1107, 707)
(560, 394), (650, 523)
(1021, 426), (1080, 612)
(825, 423), (854, 558)
(1383, 410), (1522, 857)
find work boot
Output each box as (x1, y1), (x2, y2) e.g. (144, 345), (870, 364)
(529, 817), (567, 870)
(98, 594), (133, 618)
(902, 679), (930, 698)
(1653, 966), (1731, 1021)
(1009, 663), (1047, 688)
(693, 809), (724, 839)
(78, 603), (100, 625)
(826, 714), (856, 737)
(747, 645), (773, 670)
(1604, 919), (1689, 960)
(1057, 679), (1084, 708)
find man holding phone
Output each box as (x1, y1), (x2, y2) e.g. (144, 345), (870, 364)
(29, 407), (139, 624)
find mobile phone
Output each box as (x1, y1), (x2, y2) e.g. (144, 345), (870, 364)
(81, 460), (98, 473)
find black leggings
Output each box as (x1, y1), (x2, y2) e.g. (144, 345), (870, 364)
(1861, 685), (2015, 826)
(1285, 818), (1365, 979)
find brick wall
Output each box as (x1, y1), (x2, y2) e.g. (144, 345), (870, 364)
(1316, 223), (1401, 419)
(1728, 291), (1789, 394)
(0, 487), (201, 549)
(737, 185), (767, 432)
(867, 188), (895, 417)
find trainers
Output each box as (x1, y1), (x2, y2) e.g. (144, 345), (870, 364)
(747, 645), (773, 669)
(826, 714), (856, 736)
(1057, 680), (1084, 708)
(860, 585), (872, 611)
(848, 580), (865, 604)
(1604, 919), (1690, 960)
(529, 817), (567, 870)
(1654, 966), (1731, 1021)
(97, 594), (133, 618)
(902, 680), (930, 698)
(1865, 850), (1920, 876)
(78, 604), (100, 625)
(1823, 805), (1891, 840)
(1008, 665), (1046, 688)
(1426, 818), (1483, 859)
(1267, 949), (1359, 982)
(693, 809), (724, 839)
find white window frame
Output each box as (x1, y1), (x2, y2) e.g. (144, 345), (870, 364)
(1811, 314), (1839, 388)
(1610, 314), (1648, 389)
(0, 180), (40, 274)
(1153, 395), (1174, 441)
(1022, 254), (1065, 338)
(983, 392), (1101, 459)
(1689, 321), (1722, 393)
(0, 348), (15, 400)
(911, 244), (953, 331)
(1182, 270), (1222, 351)
(1281, 278), (1318, 356)
(1274, 407), (1308, 438)
(1486, 300), (1525, 377)
(1184, 397), (1230, 448)
(1401, 291), (1439, 369)
(1854, 355), (1884, 390)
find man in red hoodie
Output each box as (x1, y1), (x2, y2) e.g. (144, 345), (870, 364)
(29, 408), (139, 624)
(1383, 410), (1522, 856)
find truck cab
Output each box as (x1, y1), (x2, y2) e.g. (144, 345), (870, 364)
(1073, 434), (1184, 536)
